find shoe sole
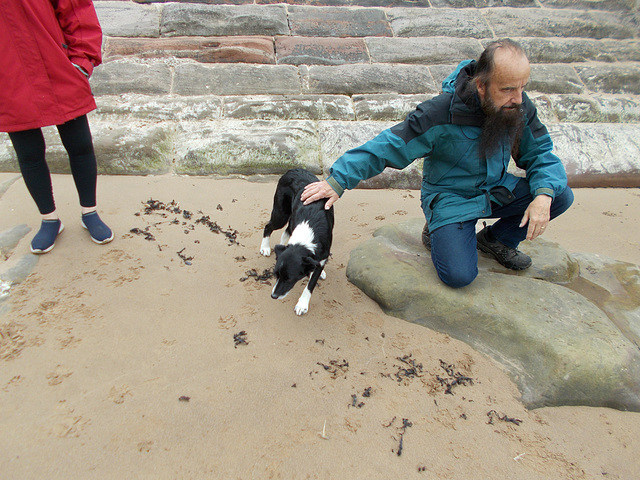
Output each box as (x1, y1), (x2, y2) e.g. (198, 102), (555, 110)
(30, 223), (64, 254)
(81, 221), (114, 245)
(477, 242), (531, 270)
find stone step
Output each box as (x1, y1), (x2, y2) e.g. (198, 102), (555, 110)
(1, 0), (639, 186)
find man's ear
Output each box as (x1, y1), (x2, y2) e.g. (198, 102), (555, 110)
(475, 78), (486, 101)
(274, 244), (286, 257)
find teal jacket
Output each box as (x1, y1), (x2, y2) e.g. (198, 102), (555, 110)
(326, 60), (568, 231)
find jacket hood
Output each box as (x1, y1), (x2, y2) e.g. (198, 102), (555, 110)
(442, 59), (474, 94)
(443, 60), (485, 127)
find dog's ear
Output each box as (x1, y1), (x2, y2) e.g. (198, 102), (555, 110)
(274, 244), (287, 257)
(302, 256), (319, 271)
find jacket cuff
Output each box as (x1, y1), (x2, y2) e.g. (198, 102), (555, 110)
(326, 176), (345, 197)
(71, 57), (95, 77)
(534, 187), (555, 199)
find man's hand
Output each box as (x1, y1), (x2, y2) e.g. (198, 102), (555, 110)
(520, 194), (552, 240)
(301, 180), (339, 209)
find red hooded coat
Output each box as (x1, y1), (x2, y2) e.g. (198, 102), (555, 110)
(0, 0), (102, 133)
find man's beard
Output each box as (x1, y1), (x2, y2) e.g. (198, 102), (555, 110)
(479, 94), (525, 159)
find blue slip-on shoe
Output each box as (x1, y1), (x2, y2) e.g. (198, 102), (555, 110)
(81, 211), (114, 244)
(30, 219), (64, 254)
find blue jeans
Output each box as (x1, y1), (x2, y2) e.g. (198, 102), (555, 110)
(429, 179), (574, 288)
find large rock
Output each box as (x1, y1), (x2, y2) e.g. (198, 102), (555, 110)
(288, 6), (392, 37)
(173, 120), (322, 175)
(346, 218), (640, 411)
(173, 64), (301, 95)
(318, 121), (425, 189)
(482, 8), (635, 40)
(275, 37), (369, 66)
(550, 123), (640, 187)
(95, 1), (161, 38)
(160, 4), (289, 37)
(365, 37), (483, 65)
(303, 64), (437, 95)
(388, 8), (492, 38)
(104, 37), (277, 64)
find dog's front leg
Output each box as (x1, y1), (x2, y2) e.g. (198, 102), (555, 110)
(260, 236), (271, 256)
(294, 262), (325, 315)
(294, 287), (312, 316)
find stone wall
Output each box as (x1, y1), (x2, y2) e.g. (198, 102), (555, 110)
(1, 0), (639, 187)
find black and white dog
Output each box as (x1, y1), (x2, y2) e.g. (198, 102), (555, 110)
(260, 168), (334, 315)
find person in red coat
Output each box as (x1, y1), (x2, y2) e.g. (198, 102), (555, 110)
(0, 0), (113, 253)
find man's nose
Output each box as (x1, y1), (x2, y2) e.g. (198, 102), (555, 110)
(512, 89), (523, 105)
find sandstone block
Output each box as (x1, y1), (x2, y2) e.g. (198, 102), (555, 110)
(135, 0), (251, 4)
(542, 94), (640, 123)
(483, 8), (635, 39)
(275, 37), (369, 65)
(95, 1), (161, 37)
(257, 0), (429, 5)
(430, 0), (535, 5)
(538, 0), (636, 10)
(174, 120), (321, 175)
(173, 64), (301, 95)
(96, 96), (224, 122)
(90, 61), (172, 96)
(515, 38), (640, 64)
(598, 40), (640, 62)
(575, 64), (640, 95)
(428, 64), (460, 91)
(223, 95), (355, 120)
(389, 8), (492, 38)
(529, 64), (584, 94)
(550, 123), (640, 187)
(78, 120), (175, 175)
(105, 37), (276, 64)
(288, 6), (392, 37)
(0, 120), (173, 175)
(353, 94), (433, 121)
(514, 38), (603, 63)
(303, 64), (437, 95)
(160, 4), (289, 36)
(318, 120), (423, 189)
(0, 142), (18, 173)
(366, 37), (483, 65)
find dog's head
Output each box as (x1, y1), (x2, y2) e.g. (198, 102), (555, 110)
(271, 244), (319, 300)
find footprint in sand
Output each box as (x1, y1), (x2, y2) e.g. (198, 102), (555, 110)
(46, 365), (73, 386)
(109, 385), (132, 404)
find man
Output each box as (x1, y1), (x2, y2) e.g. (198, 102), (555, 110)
(301, 39), (574, 288)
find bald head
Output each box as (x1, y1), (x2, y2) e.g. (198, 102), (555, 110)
(475, 40), (530, 110)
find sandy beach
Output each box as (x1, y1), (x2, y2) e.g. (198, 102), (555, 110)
(1, 172), (639, 479)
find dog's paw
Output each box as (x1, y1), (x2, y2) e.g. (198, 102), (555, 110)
(320, 270), (326, 280)
(260, 237), (271, 256)
(295, 289), (311, 315)
(294, 303), (308, 316)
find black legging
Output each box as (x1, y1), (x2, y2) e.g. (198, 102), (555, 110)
(8, 115), (97, 215)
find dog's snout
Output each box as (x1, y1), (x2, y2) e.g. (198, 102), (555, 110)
(271, 292), (279, 299)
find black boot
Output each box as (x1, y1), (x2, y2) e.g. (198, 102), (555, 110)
(476, 225), (531, 270)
